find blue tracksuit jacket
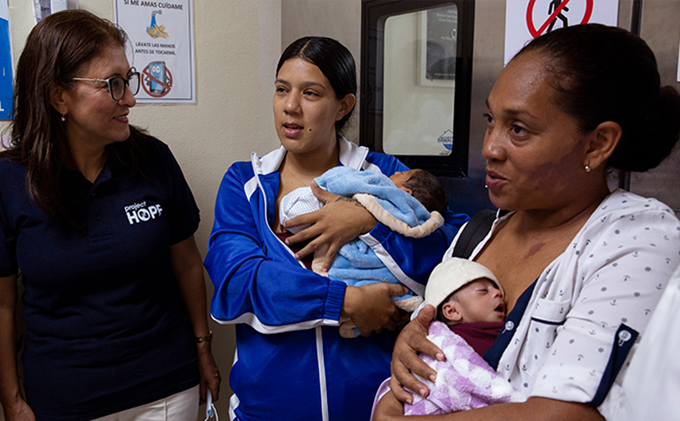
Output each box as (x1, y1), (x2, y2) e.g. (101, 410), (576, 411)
(205, 138), (468, 421)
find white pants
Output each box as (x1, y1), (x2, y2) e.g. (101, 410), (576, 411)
(92, 385), (199, 421)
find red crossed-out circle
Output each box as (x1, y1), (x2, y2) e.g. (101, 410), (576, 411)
(141, 64), (173, 98)
(526, 0), (593, 38)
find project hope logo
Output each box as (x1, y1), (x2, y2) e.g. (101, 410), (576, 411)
(124, 201), (163, 225)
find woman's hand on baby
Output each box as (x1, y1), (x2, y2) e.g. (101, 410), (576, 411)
(283, 181), (378, 271)
(342, 283), (408, 336)
(390, 304), (444, 403)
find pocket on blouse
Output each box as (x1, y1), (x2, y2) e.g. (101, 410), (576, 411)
(531, 298), (570, 325)
(519, 298), (571, 378)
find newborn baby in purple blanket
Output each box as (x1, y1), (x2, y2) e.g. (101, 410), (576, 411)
(371, 258), (524, 417)
(405, 320), (523, 414)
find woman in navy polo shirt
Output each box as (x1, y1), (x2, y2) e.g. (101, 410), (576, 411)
(0, 10), (219, 421)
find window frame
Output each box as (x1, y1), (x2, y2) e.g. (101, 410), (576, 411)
(360, 0), (475, 177)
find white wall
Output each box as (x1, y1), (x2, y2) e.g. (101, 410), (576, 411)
(281, 0), (362, 143)
(1, 1), (281, 419)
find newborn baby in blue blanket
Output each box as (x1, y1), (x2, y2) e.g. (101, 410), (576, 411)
(279, 166), (446, 338)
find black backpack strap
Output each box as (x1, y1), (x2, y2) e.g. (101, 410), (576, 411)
(452, 209), (497, 259)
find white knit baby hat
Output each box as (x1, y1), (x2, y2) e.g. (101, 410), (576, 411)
(425, 257), (504, 311)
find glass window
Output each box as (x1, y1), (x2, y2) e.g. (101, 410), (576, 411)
(361, 0), (474, 177)
(383, 5), (457, 156)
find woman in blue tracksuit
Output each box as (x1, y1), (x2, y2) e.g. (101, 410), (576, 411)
(204, 37), (468, 421)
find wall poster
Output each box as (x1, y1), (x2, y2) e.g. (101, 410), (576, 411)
(418, 5), (458, 88)
(114, 0), (196, 103)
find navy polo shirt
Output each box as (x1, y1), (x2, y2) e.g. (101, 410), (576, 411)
(0, 137), (200, 421)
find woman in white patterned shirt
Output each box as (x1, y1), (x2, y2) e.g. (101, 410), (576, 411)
(374, 24), (680, 421)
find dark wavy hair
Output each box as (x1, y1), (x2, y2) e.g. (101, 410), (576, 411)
(514, 24), (680, 172)
(276, 36), (357, 135)
(1, 9), (147, 226)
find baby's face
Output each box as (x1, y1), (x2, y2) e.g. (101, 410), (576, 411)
(390, 169), (418, 192)
(452, 278), (505, 323)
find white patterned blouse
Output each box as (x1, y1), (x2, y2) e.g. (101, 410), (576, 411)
(443, 189), (680, 418)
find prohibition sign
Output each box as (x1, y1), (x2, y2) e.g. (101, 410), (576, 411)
(526, 0), (593, 38)
(141, 64), (173, 98)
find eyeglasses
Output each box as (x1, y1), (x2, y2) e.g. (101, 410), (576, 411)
(73, 69), (140, 101)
